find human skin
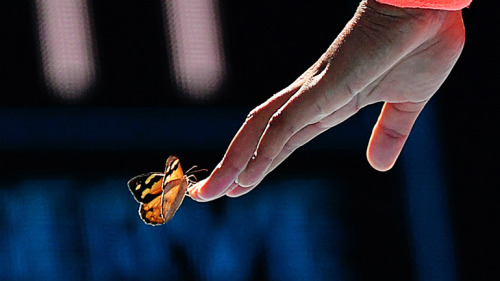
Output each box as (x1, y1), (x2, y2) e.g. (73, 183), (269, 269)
(189, 0), (466, 201)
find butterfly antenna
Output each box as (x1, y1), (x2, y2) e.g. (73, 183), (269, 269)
(184, 165), (208, 192)
(185, 165), (208, 174)
(186, 166), (208, 181)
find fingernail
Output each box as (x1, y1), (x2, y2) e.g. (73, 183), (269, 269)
(187, 184), (205, 202)
(235, 175), (255, 188)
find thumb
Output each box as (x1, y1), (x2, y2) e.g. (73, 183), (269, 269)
(366, 101), (426, 171)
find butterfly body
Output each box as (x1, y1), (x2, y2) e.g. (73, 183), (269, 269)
(128, 156), (189, 225)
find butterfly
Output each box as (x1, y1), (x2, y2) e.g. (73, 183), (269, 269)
(128, 156), (196, 225)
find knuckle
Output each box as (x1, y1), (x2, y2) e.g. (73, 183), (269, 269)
(269, 110), (296, 135)
(245, 102), (269, 121)
(282, 141), (299, 154)
(313, 99), (326, 118)
(224, 161), (244, 176)
(245, 108), (259, 122)
(315, 119), (331, 130)
(381, 125), (408, 139)
(256, 153), (274, 165)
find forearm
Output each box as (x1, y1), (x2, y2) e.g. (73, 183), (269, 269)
(375, 0), (472, 10)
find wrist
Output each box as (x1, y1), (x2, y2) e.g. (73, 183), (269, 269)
(375, 0), (472, 10)
(362, 0), (453, 32)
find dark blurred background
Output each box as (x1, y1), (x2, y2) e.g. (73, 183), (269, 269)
(0, 0), (498, 280)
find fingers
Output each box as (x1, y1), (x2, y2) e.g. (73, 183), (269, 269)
(235, 68), (358, 187)
(233, 0), (433, 187)
(189, 61), (331, 201)
(193, 0), (453, 199)
(268, 96), (361, 172)
(189, 83), (303, 201)
(366, 101), (426, 171)
(227, 95), (361, 198)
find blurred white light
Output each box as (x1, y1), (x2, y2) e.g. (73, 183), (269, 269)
(163, 0), (226, 100)
(35, 0), (96, 101)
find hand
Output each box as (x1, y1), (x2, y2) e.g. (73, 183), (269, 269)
(190, 0), (466, 201)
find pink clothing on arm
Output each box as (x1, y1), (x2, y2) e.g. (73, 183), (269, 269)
(375, 0), (472, 10)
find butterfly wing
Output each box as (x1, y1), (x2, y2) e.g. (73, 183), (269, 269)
(127, 172), (166, 225)
(128, 172), (164, 203)
(139, 194), (165, 225)
(161, 156), (188, 223)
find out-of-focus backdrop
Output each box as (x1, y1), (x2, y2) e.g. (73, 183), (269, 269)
(1, 0), (498, 280)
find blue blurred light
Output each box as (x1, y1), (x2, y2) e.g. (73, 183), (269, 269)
(401, 100), (457, 281)
(0, 176), (347, 280)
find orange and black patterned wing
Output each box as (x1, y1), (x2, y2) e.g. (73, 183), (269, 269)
(127, 172), (166, 225)
(161, 156), (188, 223)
